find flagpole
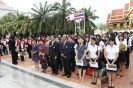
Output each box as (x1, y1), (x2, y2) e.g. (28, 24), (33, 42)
(79, 19), (80, 30)
(84, 12), (85, 34)
(75, 21), (76, 35)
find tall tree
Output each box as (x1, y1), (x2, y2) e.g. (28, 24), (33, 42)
(53, 0), (75, 33)
(31, 1), (54, 34)
(81, 6), (99, 33)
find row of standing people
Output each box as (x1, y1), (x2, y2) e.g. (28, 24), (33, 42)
(8, 32), (132, 88)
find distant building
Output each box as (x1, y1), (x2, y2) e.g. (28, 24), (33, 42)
(0, 0), (15, 17)
(106, 0), (133, 30)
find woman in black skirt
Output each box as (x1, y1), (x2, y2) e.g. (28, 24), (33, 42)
(117, 34), (127, 77)
(104, 37), (119, 88)
(88, 37), (100, 85)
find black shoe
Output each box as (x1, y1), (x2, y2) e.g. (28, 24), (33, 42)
(93, 82), (96, 85)
(126, 66), (129, 69)
(91, 82), (94, 84)
(21, 60), (25, 62)
(111, 86), (114, 88)
(60, 69), (62, 71)
(67, 75), (71, 78)
(108, 86), (111, 88)
(62, 74), (67, 76)
(55, 73), (58, 75)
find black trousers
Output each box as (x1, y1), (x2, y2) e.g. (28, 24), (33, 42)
(50, 56), (58, 74)
(63, 58), (71, 76)
(126, 48), (130, 67)
(11, 51), (17, 64)
(20, 55), (24, 61)
(15, 52), (18, 60)
(57, 56), (62, 70)
(3, 45), (8, 55)
(0, 49), (2, 56)
(28, 51), (32, 58)
(70, 56), (75, 71)
(47, 55), (50, 66)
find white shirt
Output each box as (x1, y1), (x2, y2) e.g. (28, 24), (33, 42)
(115, 36), (119, 44)
(3, 41), (6, 45)
(124, 37), (132, 47)
(116, 41), (127, 47)
(74, 44), (77, 49)
(105, 45), (119, 60)
(88, 45), (101, 58)
(99, 41), (104, 49)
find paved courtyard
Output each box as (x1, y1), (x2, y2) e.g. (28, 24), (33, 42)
(0, 52), (133, 88)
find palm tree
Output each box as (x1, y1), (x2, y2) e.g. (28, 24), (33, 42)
(53, 0), (75, 33)
(81, 6), (99, 33)
(31, 1), (54, 34)
(0, 11), (30, 36)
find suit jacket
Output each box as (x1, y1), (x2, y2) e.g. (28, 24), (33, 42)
(69, 42), (75, 58)
(10, 39), (16, 52)
(59, 41), (71, 59)
(49, 41), (59, 57)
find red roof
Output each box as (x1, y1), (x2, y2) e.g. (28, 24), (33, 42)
(0, 0), (6, 5)
(112, 9), (123, 16)
(130, 0), (133, 7)
(124, 3), (129, 10)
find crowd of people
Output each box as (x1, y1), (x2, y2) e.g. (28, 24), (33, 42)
(0, 31), (133, 88)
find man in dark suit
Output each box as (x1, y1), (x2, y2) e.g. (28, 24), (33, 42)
(68, 37), (75, 72)
(49, 35), (59, 75)
(60, 35), (71, 78)
(10, 36), (18, 65)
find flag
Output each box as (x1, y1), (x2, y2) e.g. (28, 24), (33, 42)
(65, 16), (70, 22)
(74, 12), (85, 20)
(69, 13), (75, 20)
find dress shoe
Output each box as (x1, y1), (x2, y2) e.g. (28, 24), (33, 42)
(126, 66), (129, 69)
(91, 82), (94, 84)
(55, 73), (58, 75)
(67, 75), (71, 78)
(62, 74), (67, 76)
(108, 86), (111, 88)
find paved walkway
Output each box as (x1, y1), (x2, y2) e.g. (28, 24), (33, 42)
(0, 52), (133, 88)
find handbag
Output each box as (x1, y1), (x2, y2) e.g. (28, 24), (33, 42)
(86, 67), (92, 75)
(99, 67), (108, 76)
(41, 56), (47, 69)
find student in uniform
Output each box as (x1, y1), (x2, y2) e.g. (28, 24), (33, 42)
(96, 35), (104, 69)
(104, 37), (119, 88)
(124, 32), (132, 69)
(75, 36), (87, 82)
(87, 37), (100, 85)
(117, 34), (127, 77)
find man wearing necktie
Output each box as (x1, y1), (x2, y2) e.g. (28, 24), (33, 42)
(49, 35), (59, 75)
(59, 35), (71, 78)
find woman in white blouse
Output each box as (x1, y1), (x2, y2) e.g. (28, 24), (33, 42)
(117, 34), (127, 77)
(87, 37), (100, 85)
(96, 35), (105, 69)
(104, 37), (119, 88)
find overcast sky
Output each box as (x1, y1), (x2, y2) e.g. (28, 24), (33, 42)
(2, 0), (130, 24)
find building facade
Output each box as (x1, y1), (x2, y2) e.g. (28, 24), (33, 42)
(106, 0), (133, 30)
(0, 0), (15, 17)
